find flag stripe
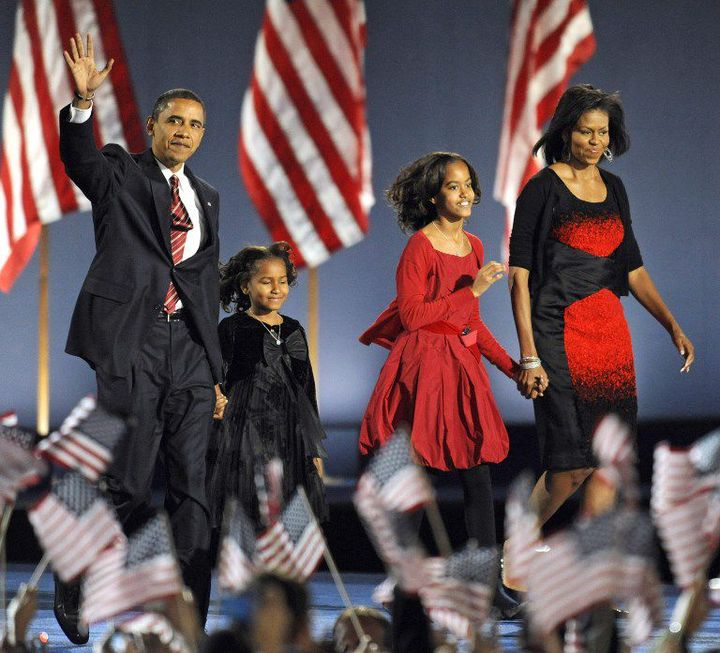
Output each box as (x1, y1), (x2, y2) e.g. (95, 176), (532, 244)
(288, 1), (362, 140)
(8, 64), (37, 235)
(0, 0), (141, 291)
(250, 65), (344, 251)
(494, 0), (595, 258)
(23, 0), (75, 215)
(257, 20), (365, 245)
(91, 0), (145, 151)
(18, 2), (63, 223)
(239, 0), (372, 270)
(240, 87), (328, 266)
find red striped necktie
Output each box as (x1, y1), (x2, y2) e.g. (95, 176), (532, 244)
(163, 175), (194, 314)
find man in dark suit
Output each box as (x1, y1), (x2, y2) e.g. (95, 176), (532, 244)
(56, 33), (226, 642)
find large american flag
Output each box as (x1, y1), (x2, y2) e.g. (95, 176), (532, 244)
(0, 0), (143, 292)
(27, 469), (121, 582)
(82, 513), (183, 624)
(493, 0), (595, 255)
(527, 509), (662, 645)
(360, 427), (434, 513)
(218, 500), (258, 593)
(256, 489), (325, 582)
(239, 0), (373, 268)
(419, 544), (498, 639)
(36, 395), (126, 481)
(651, 434), (720, 589)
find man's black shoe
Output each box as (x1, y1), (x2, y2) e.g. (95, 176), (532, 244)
(53, 575), (89, 645)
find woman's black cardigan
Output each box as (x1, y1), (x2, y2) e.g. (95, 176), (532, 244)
(508, 167), (643, 299)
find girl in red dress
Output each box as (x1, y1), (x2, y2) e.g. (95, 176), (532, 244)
(359, 152), (519, 574)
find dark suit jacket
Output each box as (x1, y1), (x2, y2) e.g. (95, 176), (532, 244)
(59, 104), (222, 382)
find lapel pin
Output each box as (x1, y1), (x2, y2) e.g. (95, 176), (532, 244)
(207, 201), (212, 207)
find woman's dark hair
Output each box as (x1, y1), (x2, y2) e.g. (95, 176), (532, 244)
(386, 152), (481, 232)
(219, 241), (297, 313)
(533, 84), (630, 164)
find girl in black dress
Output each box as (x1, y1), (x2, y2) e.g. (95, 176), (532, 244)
(209, 242), (327, 529)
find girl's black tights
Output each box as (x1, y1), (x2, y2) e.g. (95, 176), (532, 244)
(409, 464), (496, 548)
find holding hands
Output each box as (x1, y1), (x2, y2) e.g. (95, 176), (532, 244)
(515, 356), (549, 400)
(63, 33), (114, 104)
(213, 384), (228, 420)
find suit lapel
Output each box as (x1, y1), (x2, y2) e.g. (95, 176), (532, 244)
(138, 149), (173, 259)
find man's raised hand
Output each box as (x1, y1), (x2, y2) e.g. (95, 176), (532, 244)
(63, 33), (114, 101)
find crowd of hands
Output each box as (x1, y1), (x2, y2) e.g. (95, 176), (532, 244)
(0, 573), (501, 653)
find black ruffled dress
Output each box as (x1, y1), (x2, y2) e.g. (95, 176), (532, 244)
(208, 312), (328, 528)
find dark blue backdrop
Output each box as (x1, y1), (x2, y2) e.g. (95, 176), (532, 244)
(1, 2), (718, 464)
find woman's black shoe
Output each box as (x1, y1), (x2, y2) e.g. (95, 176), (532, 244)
(53, 575), (89, 645)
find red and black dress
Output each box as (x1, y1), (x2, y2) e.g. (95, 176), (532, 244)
(510, 168), (644, 471)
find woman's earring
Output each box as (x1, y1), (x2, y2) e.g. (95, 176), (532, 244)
(603, 147), (614, 162)
(562, 143), (571, 162)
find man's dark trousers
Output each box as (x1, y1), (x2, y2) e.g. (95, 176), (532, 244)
(97, 311), (215, 620)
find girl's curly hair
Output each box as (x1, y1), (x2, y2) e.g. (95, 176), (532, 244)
(219, 241), (297, 313)
(386, 152), (481, 232)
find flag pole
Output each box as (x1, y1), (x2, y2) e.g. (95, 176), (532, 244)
(27, 553), (50, 589)
(0, 504), (13, 627)
(307, 267), (324, 478)
(37, 225), (50, 437)
(423, 500), (453, 559)
(296, 487), (368, 647)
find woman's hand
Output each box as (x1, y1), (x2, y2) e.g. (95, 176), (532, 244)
(471, 261), (505, 297)
(213, 384), (228, 420)
(63, 33), (114, 101)
(628, 267), (696, 374)
(672, 328), (695, 373)
(516, 365), (549, 399)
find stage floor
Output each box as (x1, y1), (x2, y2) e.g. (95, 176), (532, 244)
(2, 565), (719, 652)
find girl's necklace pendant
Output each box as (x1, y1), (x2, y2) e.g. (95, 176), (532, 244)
(248, 310), (283, 345)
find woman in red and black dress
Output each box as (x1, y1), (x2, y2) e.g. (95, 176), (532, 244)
(508, 85), (695, 533)
(360, 152), (518, 572)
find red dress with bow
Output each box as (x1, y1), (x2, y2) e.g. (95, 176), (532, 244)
(359, 231), (516, 470)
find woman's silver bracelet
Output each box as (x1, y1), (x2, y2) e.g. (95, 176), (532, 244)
(520, 356), (542, 370)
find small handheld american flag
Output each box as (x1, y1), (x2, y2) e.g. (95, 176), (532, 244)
(28, 469), (121, 582)
(218, 499), (258, 593)
(82, 513), (183, 624)
(256, 490), (325, 583)
(36, 395), (127, 482)
(420, 543), (499, 639)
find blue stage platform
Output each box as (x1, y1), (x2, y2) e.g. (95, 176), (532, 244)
(2, 565), (719, 652)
